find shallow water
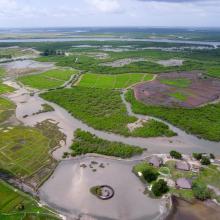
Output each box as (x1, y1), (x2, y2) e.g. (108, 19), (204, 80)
(4, 80), (220, 161)
(167, 197), (220, 220)
(0, 37), (219, 47)
(39, 157), (163, 220)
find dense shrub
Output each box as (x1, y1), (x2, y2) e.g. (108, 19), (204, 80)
(192, 182), (211, 201)
(71, 129), (143, 158)
(201, 157), (211, 165)
(170, 150), (182, 160)
(192, 153), (202, 160)
(125, 89), (220, 141)
(210, 153), (215, 159)
(142, 168), (159, 183)
(41, 87), (175, 138)
(152, 179), (169, 197)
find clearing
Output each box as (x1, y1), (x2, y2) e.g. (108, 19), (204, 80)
(18, 68), (78, 90)
(77, 73), (154, 89)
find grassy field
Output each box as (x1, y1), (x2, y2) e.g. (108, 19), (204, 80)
(0, 97), (15, 124)
(71, 129), (143, 158)
(160, 78), (191, 88)
(0, 68), (15, 95)
(41, 87), (175, 137)
(0, 180), (59, 219)
(0, 121), (65, 188)
(126, 89), (220, 141)
(18, 69), (78, 90)
(78, 73), (154, 88)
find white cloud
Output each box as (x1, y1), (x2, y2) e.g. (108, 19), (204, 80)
(87, 0), (121, 13)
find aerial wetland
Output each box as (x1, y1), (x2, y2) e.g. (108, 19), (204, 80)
(1, 37), (220, 220)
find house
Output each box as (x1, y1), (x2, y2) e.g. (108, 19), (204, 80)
(149, 156), (163, 168)
(176, 178), (192, 189)
(175, 161), (190, 171)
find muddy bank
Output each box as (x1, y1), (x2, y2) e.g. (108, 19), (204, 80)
(167, 197), (220, 220)
(39, 157), (166, 220)
(0, 60), (54, 77)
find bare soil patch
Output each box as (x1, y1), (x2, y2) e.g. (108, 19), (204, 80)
(134, 71), (220, 108)
(100, 58), (147, 67)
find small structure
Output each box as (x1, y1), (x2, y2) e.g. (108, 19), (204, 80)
(149, 156), (163, 168)
(175, 161), (190, 171)
(176, 178), (192, 189)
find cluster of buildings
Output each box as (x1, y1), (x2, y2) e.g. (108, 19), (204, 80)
(148, 154), (201, 190)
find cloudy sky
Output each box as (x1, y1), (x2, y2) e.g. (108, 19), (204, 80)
(0, 0), (219, 27)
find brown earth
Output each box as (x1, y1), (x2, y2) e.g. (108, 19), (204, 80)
(134, 71), (220, 108)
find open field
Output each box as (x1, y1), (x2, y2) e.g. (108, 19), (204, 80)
(71, 129), (143, 158)
(134, 72), (220, 108)
(18, 68), (77, 90)
(126, 89), (220, 141)
(0, 83), (14, 95)
(0, 120), (65, 188)
(0, 180), (59, 219)
(41, 87), (175, 137)
(0, 97), (15, 124)
(78, 73), (154, 89)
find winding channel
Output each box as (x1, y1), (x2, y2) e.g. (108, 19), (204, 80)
(4, 78), (220, 160)
(2, 60), (220, 219)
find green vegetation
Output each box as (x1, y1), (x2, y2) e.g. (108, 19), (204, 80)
(170, 150), (182, 160)
(131, 119), (176, 137)
(133, 162), (159, 183)
(0, 180), (59, 219)
(0, 84), (14, 95)
(71, 129), (143, 158)
(126, 89), (220, 141)
(201, 157), (211, 165)
(0, 68), (14, 95)
(41, 87), (175, 137)
(195, 165), (220, 190)
(18, 69), (77, 90)
(170, 92), (187, 101)
(152, 179), (169, 197)
(0, 121), (65, 188)
(160, 78), (191, 88)
(90, 186), (102, 197)
(192, 182), (211, 201)
(192, 153), (202, 160)
(171, 188), (194, 201)
(159, 167), (170, 176)
(0, 97), (15, 124)
(78, 73), (154, 89)
(33, 103), (54, 115)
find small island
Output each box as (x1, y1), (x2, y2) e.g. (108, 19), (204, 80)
(90, 185), (115, 200)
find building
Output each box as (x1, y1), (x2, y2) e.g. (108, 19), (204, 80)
(149, 156), (163, 168)
(176, 178), (192, 189)
(175, 161), (190, 171)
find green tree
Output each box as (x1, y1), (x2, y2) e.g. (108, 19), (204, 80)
(201, 157), (211, 165)
(142, 168), (159, 183)
(152, 179), (169, 197)
(170, 150), (182, 160)
(192, 153), (202, 160)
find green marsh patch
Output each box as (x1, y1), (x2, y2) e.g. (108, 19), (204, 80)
(18, 69), (77, 90)
(160, 78), (191, 88)
(0, 180), (59, 219)
(41, 87), (175, 138)
(78, 73), (154, 89)
(71, 129), (143, 158)
(126, 89), (220, 141)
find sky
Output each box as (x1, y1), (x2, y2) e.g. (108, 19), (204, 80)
(0, 0), (219, 28)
